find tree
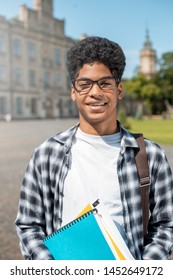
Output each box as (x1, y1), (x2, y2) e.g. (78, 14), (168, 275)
(124, 73), (148, 101)
(141, 83), (161, 114)
(123, 74), (149, 118)
(124, 51), (173, 116)
(159, 52), (173, 71)
(154, 52), (173, 105)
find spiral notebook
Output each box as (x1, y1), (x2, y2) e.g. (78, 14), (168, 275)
(43, 204), (134, 260)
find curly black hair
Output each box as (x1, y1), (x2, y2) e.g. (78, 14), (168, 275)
(66, 36), (126, 82)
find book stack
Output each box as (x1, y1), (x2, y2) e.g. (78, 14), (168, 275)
(43, 201), (134, 260)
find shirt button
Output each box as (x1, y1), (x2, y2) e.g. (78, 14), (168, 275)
(60, 192), (64, 197)
(58, 217), (62, 223)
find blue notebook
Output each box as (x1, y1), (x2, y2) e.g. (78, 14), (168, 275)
(43, 210), (117, 260)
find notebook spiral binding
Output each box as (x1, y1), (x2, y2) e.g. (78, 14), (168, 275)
(44, 208), (97, 241)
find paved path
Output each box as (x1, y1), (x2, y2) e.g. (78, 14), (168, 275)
(0, 119), (173, 259)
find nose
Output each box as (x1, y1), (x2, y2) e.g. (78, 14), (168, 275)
(89, 82), (103, 97)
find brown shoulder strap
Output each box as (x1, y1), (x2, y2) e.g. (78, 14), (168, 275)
(132, 133), (150, 238)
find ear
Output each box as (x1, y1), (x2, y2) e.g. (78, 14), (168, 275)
(71, 85), (76, 102)
(117, 83), (123, 100)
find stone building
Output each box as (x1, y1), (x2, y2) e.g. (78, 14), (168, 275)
(0, 0), (78, 120)
(140, 29), (157, 78)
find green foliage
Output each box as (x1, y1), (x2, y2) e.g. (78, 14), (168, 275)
(124, 51), (173, 115)
(124, 73), (148, 101)
(141, 84), (160, 99)
(159, 52), (173, 70)
(118, 109), (131, 129)
(153, 52), (173, 105)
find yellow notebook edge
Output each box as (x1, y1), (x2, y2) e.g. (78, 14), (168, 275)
(76, 201), (127, 260)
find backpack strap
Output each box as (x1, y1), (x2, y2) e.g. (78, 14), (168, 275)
(132, 133), (150, 238)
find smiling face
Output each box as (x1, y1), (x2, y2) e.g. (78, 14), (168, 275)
(71, 62), (123, 135)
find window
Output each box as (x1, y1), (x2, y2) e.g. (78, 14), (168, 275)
(0, 35), (5, 54)
(55, 48), (61, 65)
(0, 65), (6, 82)
(29, 70), (36, 87)
(31, 98), (37, 114)
(13, 38), (21, 57)
(14, 68), (22, 85)
(16, 97), (23, 114)
(0, 97), (7, 114)
(43, 72), (50, 87)
(66, 75), (71, 90)
(64, 50), (68, 63)
(55, 72), (62, 88)
(28, 42), (36, 60)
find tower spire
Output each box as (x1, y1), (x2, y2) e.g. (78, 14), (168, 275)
(140, 29), (157, 78)
(144, 28), (152, 49)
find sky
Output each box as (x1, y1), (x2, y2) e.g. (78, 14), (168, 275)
(0, 0), (173, 78)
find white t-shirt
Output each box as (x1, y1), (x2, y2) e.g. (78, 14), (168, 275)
(62, 128), (123, 227)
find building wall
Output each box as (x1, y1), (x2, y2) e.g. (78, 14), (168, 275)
(140, 49), (157, 76)
(0, 1), (78, 120)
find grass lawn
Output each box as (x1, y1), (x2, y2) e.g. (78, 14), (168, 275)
(128, 118), (173, 145)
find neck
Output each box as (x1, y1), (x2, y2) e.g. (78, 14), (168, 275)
(79, 121), (119, 136)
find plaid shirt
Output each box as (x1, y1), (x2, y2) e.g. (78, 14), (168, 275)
(15, 123), (173, 260)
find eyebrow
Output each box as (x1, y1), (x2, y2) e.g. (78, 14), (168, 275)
(75, 76), (114, 81)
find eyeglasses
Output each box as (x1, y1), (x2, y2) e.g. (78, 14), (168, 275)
(72, 76), (119, 95)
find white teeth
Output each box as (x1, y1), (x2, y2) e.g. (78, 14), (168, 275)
(89, 103), (105, 106)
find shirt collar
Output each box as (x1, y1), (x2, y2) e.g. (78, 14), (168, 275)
(118, 121), (139, 153)
(53, 123), (79, 151)
(53, 121), (139, 150)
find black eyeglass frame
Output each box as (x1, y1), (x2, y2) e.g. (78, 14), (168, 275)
(72, 76), (120, 95)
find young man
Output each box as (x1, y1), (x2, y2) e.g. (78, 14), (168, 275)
(15, 36), (173, 260)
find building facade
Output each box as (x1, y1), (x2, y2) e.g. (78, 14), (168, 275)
(140, 29), (157, 78)
(0, 0), (78, 120)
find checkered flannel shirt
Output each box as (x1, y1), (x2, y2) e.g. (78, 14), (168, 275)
(15, 122), (173, 259)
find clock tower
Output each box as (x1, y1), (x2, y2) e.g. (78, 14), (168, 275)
(140, 29), (157, 78)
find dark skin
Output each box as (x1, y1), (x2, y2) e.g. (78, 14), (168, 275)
(71, 62), (123, 136)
